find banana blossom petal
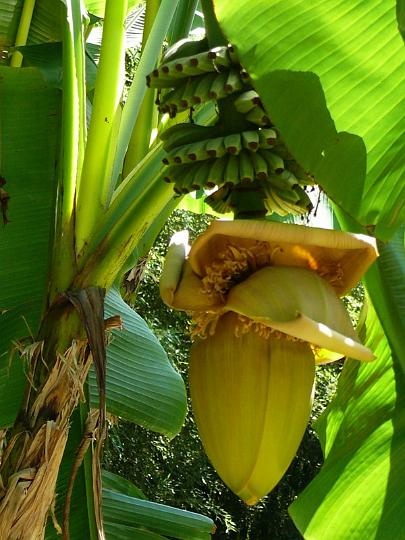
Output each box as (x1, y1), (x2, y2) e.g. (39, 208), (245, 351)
(189, 220), (377, 295)
(226, 266), (374, 362)
(190, 312), (315, 506)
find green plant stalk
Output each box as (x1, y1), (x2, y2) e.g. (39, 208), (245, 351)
(75, 179), (175, 290)
(123, 0), (162, 178)
(49, 1), (85, 301)
(73, 3), (87, 184)
(76, 0), (128, 254)
(111, 0), (180, 186)
(78, 105), (217, 271)
(9, 0), (36, 67)
(78, 142), (166, 266)
(200, 0), (227, 48)
(166, 0), (199, 45)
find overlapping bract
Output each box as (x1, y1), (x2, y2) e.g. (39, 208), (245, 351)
(160, 220), (378, 504)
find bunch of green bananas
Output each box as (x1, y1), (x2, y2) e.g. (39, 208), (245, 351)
(147, 38), (315, 218)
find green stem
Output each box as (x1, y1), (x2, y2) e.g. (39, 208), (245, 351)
(200, 0), (227, 48)
(122, 0), (161, 177)
(111, 0), (181, 186)
(76, 0), (128, 253)
(75, 179), (175, 290)
(167, 0), (199, 45)
(49, 1), (85, 301)
(9, 0), (36, 67)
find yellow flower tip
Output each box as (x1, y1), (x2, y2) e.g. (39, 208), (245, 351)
(243, 494), (261, 507)
(190, 313), (315, 506)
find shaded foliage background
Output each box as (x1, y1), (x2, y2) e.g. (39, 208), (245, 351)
(103, 210), (363, 539)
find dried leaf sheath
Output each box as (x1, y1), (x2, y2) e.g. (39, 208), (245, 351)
(190, 313), (315, 506)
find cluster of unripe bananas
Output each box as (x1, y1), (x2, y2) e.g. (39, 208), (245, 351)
(147, 38), (314, 217)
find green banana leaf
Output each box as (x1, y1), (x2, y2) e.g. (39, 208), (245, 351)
(89, 287), (187, 438)
(0, 66), (61, 427)
(213, 0), (405, 240)
(103, 488), (215, 540)
(102, 470), (147, 500)
(289, 298), (405, 539)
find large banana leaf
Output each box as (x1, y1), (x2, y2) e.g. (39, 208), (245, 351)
(289, 298), (405, 539)
(213, 0), (405, 240)
(103, 474), (215, 540)
(89, 287), (187, 438)
(0, 66), (61, 426)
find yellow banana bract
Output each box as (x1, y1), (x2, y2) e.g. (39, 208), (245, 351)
(226, 266), (374, 363)
(190, 312), (315, 506)
(159, 220), (379, 505)
(188, 220), (377, 295)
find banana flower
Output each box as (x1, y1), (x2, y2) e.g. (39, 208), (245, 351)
(160, 220), (378, 505)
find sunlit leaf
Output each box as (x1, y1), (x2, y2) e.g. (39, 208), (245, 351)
(214, 0), (405, 239)
(289, 300), (405, 539)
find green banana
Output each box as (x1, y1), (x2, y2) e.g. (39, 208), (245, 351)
(262, 185), (289, 216)
(160, 123), (220, 152)
(271, 185), (301, 204)
(189, 160), (213, 190)
(158, 58), (189, 78)
(246, 106), (270, 126)
(208, 72), (229, 100)
(171, 164), (199, 193)
(205, 185), (232, 214)
(250, 151), (269, 180)
(285, 160), (315, 186)
(293, 185), (313, 211)
(179, 76), (204, 109)
(207, 156), (228, 187)
(162, 37), (209, 64)
(239, 150), (255, 183)
(258, 128), (277, 148)
(162, 165), (178, 183)
(192, 73), (217, 105)
(164, 142), (196, 164)
(271, 188), (306, 215)
(224, 133), (242, 154)
(146, 72), (184, 89)
(260, 150), (284, 174)
(206, 137), (227, 158)
(239, 68), (250, 81)
(241, 130), (260, 151)
(186, 139), (211, 162)
(227, 44), (240, 65)
(208, 46), (232, 68)
(187, 51), (217, 73)
(233, 90), (261, 114)
(158, 85), (188, 115)
(266, 170), (297, 190)
(171, 166), (187, 194)
(224, 154), (240, 186)
(224, 69), (244, 94)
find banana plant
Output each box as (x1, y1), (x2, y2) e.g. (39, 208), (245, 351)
(0, 0), (214, 538)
